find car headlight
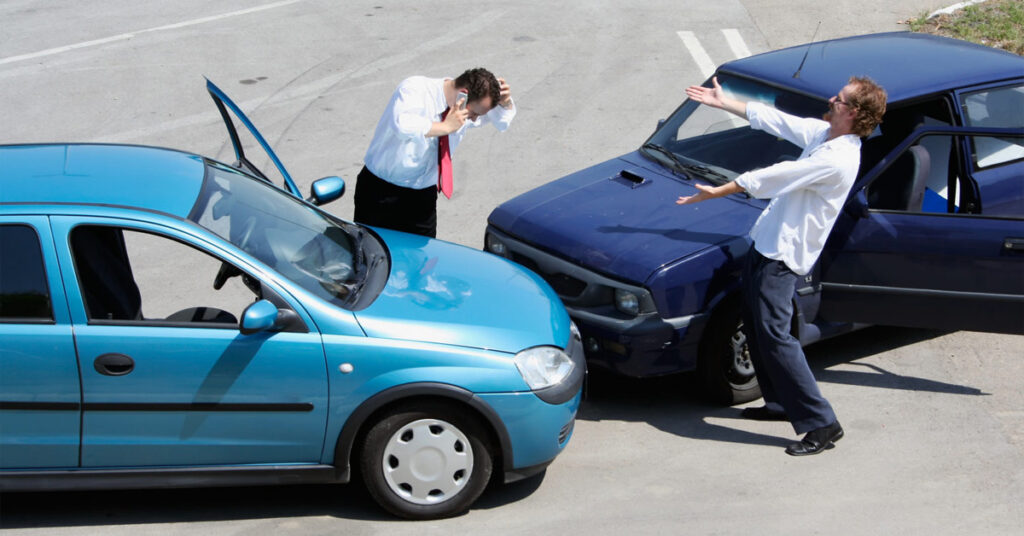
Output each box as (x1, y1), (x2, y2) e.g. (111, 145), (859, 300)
(485, 233), (510, 258)
(514, 346), (574, 390)
(614, 288), (640, 316)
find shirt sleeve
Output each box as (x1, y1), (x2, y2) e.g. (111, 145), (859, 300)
(391, 82), (434, 139)
(480, 98), (516, 131)
(735, 149), (844, 199)
(746, 101), (829, 149)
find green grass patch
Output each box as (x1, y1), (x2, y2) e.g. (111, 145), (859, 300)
(907, 0), (1024, 55)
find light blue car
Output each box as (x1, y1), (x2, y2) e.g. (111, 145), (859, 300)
(0, 80), (583, 519)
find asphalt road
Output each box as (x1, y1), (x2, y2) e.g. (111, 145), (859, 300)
(2, 1), (1023, 534)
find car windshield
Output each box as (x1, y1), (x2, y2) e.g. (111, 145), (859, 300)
(643, 73), (827, 184)
(189, 162), (374, 308)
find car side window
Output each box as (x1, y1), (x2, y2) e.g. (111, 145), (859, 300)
(862, 100), (957, 214)
(0, 224), (53, 322)
(962, 83), (1024, 170)
(70, 225), (258, 326)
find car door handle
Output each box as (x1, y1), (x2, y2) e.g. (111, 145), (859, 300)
(1004, 237), (1024, 252)
(94, 353), (135, 376)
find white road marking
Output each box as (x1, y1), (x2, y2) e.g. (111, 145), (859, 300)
(0, 0), (303, 67)
(94, 10), (502, 144)
(722, 29), (751, 59)
(676, 31), (716, 79)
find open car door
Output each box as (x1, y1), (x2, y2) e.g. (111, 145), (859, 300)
(206, 79), (302, 198)
(818, 124), (1024, 335)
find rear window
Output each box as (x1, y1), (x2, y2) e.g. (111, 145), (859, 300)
(0, 224), (53, 322)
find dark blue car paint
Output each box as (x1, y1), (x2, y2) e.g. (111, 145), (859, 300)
(487, 33), (1024, 381)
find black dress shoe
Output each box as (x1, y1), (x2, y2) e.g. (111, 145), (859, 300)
(785, 421), (844, 456)
(740, 406), (788, 421)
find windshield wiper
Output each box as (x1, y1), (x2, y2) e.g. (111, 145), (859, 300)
(640, 143), (690, 178)
(641, 143), (729, 185)
(681, 162), (728, 184)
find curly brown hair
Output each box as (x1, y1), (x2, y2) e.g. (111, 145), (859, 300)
(846, 76), (887, 137)
(454, 68), (501, 107)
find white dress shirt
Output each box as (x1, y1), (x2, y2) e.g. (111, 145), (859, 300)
(734, 102), (862, 275)
(363, 76), (516, 190)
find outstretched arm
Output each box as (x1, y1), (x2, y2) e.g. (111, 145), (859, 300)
(685, 76), (746, 118)
(676, 180), (746, 205)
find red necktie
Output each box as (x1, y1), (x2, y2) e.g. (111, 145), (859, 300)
(437, 107), (454, 199)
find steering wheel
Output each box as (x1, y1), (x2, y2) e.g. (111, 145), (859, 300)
(213, 217), (257, 290)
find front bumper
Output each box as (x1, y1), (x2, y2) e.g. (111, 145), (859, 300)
(478, 325), (585, 482)
(570, 306), (708, 377)
(486, 227), (708, 377)
(477, 389), (580, 482)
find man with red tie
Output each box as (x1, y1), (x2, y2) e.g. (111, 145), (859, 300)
(354, 68), (515, 238)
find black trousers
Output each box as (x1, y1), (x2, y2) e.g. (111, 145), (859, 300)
(353, 166), (438, 238)
(741, 248), (836, 434)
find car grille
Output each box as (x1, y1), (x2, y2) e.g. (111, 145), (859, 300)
(512, 253), (587, 298)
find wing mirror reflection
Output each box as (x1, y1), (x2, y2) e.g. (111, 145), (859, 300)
(308, 176), (345, 206)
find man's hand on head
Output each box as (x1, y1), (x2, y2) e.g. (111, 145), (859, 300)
(497, 77), (513, 109)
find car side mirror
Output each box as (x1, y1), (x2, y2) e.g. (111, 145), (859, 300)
(240, 299), (279, 335)
(308, 176), (345, 206)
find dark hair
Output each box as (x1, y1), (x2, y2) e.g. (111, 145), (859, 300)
(847, 76), (887, 137)
(454, 68), (501, 107)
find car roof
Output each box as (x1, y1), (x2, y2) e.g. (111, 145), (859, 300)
(0, 144), (206, 218)
(720, 32), (1024, 104)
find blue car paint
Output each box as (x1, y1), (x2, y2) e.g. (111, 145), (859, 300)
(0, 217), (80, 469)
(489, 151), (764, 289)
(486, 32), (1024, 382)
(0, 145), (205, 216)
(355, 227), (571, 353)
(0, 80), (582, 497)
(723, 32), (1024, 104)
(477, 391), (580, 468)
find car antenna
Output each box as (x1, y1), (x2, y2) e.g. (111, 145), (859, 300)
(792, 21), (822, 79)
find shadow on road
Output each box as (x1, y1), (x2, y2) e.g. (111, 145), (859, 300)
(0, 470), (546, 529)
(0, 327), (980, 529)
(577, 325), (985, 446)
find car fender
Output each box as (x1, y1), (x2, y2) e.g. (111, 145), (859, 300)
(329, 382), (514, 482)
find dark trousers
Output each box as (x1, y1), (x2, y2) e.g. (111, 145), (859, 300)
(741, 248), (836, 434)
(353, 166), (438, 238)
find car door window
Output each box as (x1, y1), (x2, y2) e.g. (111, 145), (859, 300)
(861, 100), (957, 214)
(70, 225), (257, 326)
(962, 83), (1024, 169)
(0, 224), (52, 322)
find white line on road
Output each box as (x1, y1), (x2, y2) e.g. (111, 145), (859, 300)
(676, 31), (716, 79)
(722, 29), (752, 59)
(0, 0), (303, 67)
(94, 10), (502, 144)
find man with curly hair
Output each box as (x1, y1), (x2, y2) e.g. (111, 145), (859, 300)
(677, 75), (886, 456)
(355, 68), (515, 238)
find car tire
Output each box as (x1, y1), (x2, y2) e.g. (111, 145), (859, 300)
(359, 401), (494, 520)
(697, 300), (762, 405)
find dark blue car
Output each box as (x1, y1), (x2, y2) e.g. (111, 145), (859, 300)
(486, 32), (1024, 404)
